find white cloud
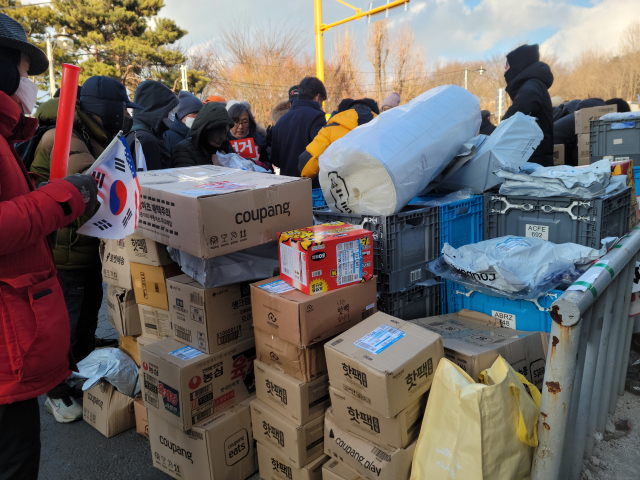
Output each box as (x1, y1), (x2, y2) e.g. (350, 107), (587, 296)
(410, 2), (427, 15)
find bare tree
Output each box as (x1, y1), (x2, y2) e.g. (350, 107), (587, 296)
(390, 24), (426, 101)
(365, 19), (390, 104)
(325, 28), (364, 111)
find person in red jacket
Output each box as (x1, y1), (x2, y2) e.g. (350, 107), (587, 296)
(0, 14), (98, 480)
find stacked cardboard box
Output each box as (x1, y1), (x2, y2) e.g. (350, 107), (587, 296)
(575, 104), (617, 165)
(249, 272), (378, 479)
(322, 312), (445, 480)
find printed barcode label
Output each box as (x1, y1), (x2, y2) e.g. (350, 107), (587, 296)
(259, 279), (296, 294)
(190, 292), (204, 306)
(186, 429), (204, 440)
(217, 326), (241, 346)
(193, 384), (212, 400)
(371, 446), (392, 463)
(175, 325), (192, 342)
(355, 324), (406, 354)
(145, 393), (158, 408)
(169, 345), (204, 361)
(144, 322), (158, 331)
(312, 270), (322, 277)
(279, 242), (308, 286)
(336, 240), (362, 286)
(193, 407), (214, 424)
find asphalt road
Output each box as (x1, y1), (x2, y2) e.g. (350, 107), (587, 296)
(38, 284), (261, 480)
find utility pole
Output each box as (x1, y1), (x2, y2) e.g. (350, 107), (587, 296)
(46, 34), (55, 97)
(314, 0), (410, 83)
(180, 65), (188, 92)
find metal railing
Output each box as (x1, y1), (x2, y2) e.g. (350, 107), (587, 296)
(531, 227), (640, 480)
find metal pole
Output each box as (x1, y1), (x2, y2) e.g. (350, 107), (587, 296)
(46, 34), (55, 97)
(464, 68), (468, 90)
(314, 0), (324, 83)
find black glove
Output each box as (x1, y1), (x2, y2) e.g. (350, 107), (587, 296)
(63, 174), (98, 214)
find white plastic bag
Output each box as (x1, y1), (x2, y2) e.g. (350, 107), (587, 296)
(318, 85), (481, 215)
(433, 112), (543, 194)
(167, 242), (279, 288)
(217, 151), (269, 173)
(66, 348), (140, 397)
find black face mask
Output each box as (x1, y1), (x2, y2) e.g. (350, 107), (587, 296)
(122, 115), (133, 135)
(504, 68), (518, 85)
(80, 99), (126, 136)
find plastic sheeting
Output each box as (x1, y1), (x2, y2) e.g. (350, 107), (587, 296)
(167, 242), (279, 288)
(431, 112), (543, 194)
(66, 348), (140, 397)
(495, 158), (622, 198)
(217, 152), (269, 173)
(599, 111), (640, 122)
(318, 85), (481, 215)
(428, 235), (609, 298)
(410, 189), (474, 207)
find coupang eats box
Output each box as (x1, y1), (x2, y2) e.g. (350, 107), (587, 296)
(278, 222), (374, 295)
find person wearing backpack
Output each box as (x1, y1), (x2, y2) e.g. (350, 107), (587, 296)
(125, 80), (178, 170)
(29, 75), (142, 424)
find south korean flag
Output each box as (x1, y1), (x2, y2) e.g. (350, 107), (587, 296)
(77, 133), (141, 239)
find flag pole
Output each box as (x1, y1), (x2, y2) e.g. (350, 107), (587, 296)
(85, 131), (124, 176)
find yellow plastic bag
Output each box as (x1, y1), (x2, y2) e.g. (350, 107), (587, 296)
(409, 356), (540, 480)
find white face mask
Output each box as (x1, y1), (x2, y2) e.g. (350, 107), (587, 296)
(15, 77), (38, 115)
(184, 116), (195, 128)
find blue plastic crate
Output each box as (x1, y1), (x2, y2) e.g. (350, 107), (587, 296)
(445, 280), (562, 333)
(312, 188), (327, 209)
(634, 167), (640, 196)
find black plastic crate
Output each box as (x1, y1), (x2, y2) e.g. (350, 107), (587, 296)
(483, 188), (631, 248)
(313, 205), (439, 293)
(377, 283), (440, 320)
(590, 118), (640, 164)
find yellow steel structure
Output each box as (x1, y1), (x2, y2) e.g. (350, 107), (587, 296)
(314, 0), (410, 82)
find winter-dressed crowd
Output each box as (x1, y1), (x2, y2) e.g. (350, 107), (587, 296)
(0, 10), (629, 480)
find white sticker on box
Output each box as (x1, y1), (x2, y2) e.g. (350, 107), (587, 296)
(614, 138), (623, 145)
(336, 240), (362, 286)
(169, 345), (204, 361)
(354, 324), (406, 354)
(492, 310), (516, 329)
(525, 224), (549, 241)
(279, 242), (308, 286)
(259, 279), (296, 294)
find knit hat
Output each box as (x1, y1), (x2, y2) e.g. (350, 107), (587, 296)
(205, 95), (226, 105)
(337, 98), (353, 113)
(381, 92), (400, 109)
(177, 91), (203, 120)
(0, 13), (48, 75)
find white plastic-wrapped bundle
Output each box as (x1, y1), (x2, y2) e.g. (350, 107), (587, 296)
(318, 85), (481, 215)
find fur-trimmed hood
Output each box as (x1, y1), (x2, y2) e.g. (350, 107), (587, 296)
(270, 100), (290, 125)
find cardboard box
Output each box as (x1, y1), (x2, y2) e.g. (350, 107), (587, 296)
(325, 312), (444, 418)
(130, 261), (182, 310)
(250, 398), (325, 468)
(138, 304), (173, 340)
(254, 360), (330, 426)
(100, 239), (132, 289)
(577, 133), (591, 165)
(574, 104), (616, 134)
(137, 336), (160, 397)
(83, 381), (136, 438)
(167, 275), (254, 354)
(256, 442), (327, 480)
(124, 233), (174, 266)
(251, 277), (377, 347)
(323, 409), (416, 480)
(278, 223), (374, 295)
(411, 309), (550, 389)
(322, 459), (366, 480)
(553, 144), (565, 165)
(328, 387), (425, 451)
(148, 396), (258, 480)
(136, 165), (313, 259)
(119, 334), (140, 366)
(107, 285), (142, 337)
(139, 337), (257, 431)
(254, 327), (327, 383)
(134, 397), (149, 438)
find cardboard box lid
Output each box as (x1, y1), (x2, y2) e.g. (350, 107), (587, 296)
(411, 309), (542, 356)
(325, 312), (442, 375)
(140, 337), (208, 367)
(138, 165), (305, 199)
(252, 276), (340, 309)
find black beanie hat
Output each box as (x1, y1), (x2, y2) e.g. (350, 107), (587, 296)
(0, 52), (20, 96)
(506, 44), (540, 79)
(338, 98), (354, 113)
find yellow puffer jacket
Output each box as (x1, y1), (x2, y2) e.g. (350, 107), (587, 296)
(301, 107), (376, 178)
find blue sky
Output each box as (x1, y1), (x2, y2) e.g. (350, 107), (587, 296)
(163, 0), (640, 65)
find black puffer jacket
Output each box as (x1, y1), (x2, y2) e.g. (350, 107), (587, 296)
(172, 102), (235, 168)
(503, 61), (554, 166)
(553, 98), (605, 166)
(479, 117), (496, 136)
(124, 80), (178, 170)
